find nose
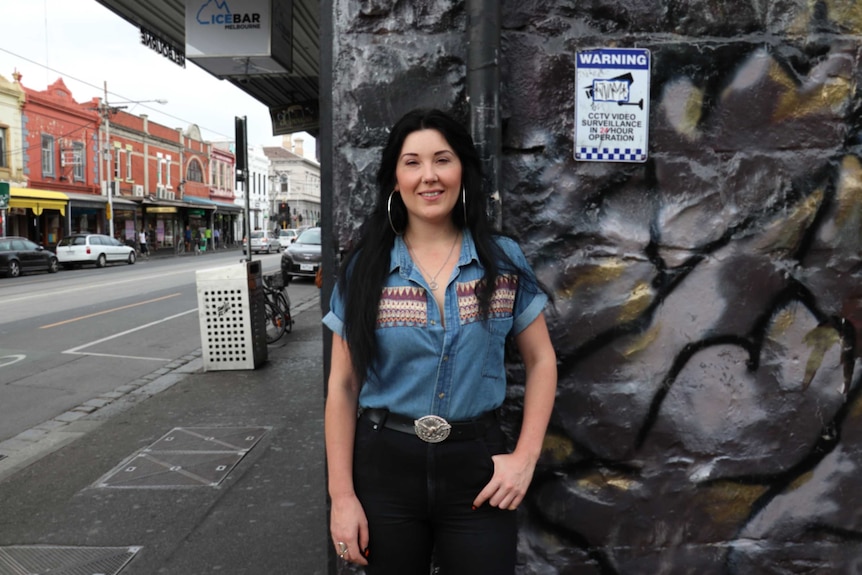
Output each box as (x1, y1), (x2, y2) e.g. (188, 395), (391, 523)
(422, 166), (438, 184)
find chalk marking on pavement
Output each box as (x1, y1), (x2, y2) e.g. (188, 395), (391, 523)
(40, 293), (183, 329)
(63, 308), (198, 361)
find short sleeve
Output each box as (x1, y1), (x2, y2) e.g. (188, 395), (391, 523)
(322, 282), (346, 338)
(497, 237), (548, 336)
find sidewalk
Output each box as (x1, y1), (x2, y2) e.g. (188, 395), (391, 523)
(0, 294), (328, 575)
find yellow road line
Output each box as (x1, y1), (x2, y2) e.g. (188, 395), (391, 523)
(40, 293), (182, 329)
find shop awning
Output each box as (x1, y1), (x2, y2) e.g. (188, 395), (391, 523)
(64, 192), (138, 209)
(10, 188), (68, 216)
(65, 191), (107, 210)
(212, 200), (243, 213)
(185, 195), (243, 213)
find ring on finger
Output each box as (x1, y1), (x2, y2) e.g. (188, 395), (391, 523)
(336, 541), (349, 559)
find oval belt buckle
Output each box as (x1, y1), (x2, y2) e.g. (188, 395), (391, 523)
(414, 415), (452, 443)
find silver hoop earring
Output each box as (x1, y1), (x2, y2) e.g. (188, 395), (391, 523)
(387, 190), (403, 236)
(461, 186), (467, 224)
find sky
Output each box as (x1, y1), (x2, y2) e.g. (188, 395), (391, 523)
(0, 0), (316, 157)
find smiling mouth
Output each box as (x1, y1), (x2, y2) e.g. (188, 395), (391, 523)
(420, 191), (443, 198)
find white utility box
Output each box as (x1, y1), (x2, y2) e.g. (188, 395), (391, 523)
(195, 260), (267, 370)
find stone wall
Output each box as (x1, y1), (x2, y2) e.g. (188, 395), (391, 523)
(330, 1), (862, 572)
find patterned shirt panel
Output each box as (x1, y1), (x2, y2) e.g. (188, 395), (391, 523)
(377, 286), (428, 328)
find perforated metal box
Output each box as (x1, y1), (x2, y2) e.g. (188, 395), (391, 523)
(195, 261), (267, 370)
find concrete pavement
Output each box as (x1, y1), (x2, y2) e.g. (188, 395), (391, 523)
(0, 291), (329, 575)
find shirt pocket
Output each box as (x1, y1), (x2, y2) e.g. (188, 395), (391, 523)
(458, 276), (518, 380)
(482, 316), (512, 379)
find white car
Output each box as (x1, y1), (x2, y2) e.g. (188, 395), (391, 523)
(243, 230), (279, 254)
(277, 228), (299, 249)
(56, 233), (137, 269)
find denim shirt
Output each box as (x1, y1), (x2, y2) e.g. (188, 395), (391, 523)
(322, 232), (548, 421)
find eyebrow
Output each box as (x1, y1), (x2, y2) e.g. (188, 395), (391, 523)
(400, 150), (454, 159)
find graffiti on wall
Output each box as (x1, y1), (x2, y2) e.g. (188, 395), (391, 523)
(332, 0), (862, 572)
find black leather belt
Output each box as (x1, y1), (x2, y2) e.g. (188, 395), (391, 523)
(360, 408), (497, 443)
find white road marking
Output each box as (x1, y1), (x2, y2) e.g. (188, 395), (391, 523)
(63, 308), (198, 361)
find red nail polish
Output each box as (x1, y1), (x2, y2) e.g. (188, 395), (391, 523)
(471, 505), (477, 511)
(363, 548), (370, 558)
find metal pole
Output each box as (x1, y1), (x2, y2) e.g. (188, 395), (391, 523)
(467, 0), (502, 228)
(236, 116), (251, 263)
(319, 0), (335, 569)
(103, 81), (115, 238)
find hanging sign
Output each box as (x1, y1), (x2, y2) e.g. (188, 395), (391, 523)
(185, 0), (292, 77)
(575, 48), (650, 163)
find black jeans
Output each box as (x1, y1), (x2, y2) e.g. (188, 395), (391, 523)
(353, 413), (517, 575)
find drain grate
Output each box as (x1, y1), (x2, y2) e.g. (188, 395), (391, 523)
(96, 426), (269, 489)
(0, 545), (140, 575)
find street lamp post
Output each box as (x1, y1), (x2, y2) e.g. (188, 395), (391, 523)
(100, 81), (167, 238)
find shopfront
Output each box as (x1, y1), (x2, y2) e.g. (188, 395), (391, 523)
(8, 188), (67, 247)
(146, 206), (181, 251)
(114, 200), (140, 244)
(185, 196), (242, 249)
(64, 193), (141, 245)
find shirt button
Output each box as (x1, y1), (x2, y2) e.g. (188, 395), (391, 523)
(431, 320), (437, 325)
(439, 393), (445, 399)
(442, 356), (448, 361)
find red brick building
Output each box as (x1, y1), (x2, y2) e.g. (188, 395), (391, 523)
(11, 74), (239, 251)
(13, 76), (102, 245)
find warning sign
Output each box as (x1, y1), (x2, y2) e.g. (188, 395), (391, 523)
(575, 48), (651, 163)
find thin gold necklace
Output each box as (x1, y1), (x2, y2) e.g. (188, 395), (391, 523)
(405, 233), (459, 291)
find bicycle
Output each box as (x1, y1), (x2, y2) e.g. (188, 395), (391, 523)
(262, 270), (292, 343)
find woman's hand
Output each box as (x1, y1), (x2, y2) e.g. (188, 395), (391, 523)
(330, 493), (370, 566)
(472, 450), (537, 511)
(472, 313), (557, 511)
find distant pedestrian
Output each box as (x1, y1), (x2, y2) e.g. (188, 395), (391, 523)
(139, 229), (149, 259)
(214, 228), (220, 249)
(184, 225), (192, 252)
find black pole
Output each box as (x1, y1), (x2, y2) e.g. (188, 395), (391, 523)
(235, 116), (250, 263)
(319, 0), (336, 570)
(467, 0), (502, 228)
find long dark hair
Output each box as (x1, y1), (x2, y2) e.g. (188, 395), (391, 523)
(338, 108), (511, 381)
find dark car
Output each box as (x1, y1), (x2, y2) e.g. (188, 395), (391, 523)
(0, 236), (60, 277)
(281, 227), (321, 281)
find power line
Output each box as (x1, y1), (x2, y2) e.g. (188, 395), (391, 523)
(0, 46), (233, 140)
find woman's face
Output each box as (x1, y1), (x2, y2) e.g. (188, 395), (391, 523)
(394, 129), (462, 228)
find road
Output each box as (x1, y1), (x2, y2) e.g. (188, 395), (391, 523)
(0, 249), (319, 444)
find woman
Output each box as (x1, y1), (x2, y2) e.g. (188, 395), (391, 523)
(323, 108), (557, 574)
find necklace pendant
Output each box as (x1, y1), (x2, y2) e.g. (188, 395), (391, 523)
(428, 280), (439, 291)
